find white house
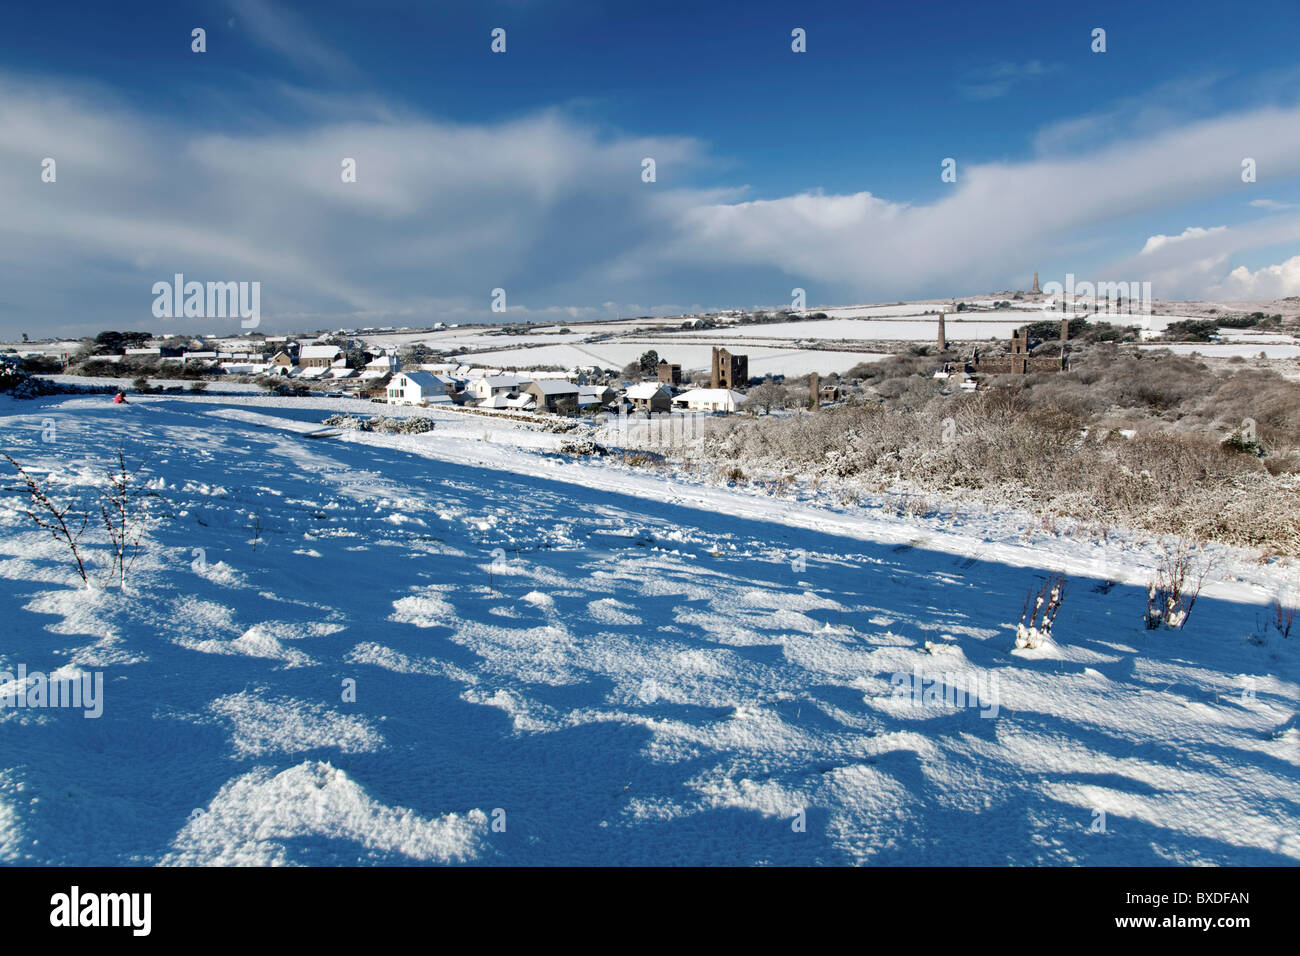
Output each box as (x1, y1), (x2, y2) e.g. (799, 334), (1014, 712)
(386, 372), (450, 406)
(673, 388), (747, 413)
(469, 374), (524, 401)
(523, 379), (581, 414)
(624, 382), (673, 413)
(362, 352), (400, 375)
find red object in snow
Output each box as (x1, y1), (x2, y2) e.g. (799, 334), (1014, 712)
(113, 392), (126, 404)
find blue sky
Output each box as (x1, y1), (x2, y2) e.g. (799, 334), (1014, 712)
(2, 0), (1300, 337)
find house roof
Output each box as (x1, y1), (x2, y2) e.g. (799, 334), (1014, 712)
(479, 375), (523, 388)
(675, 388), (746, 404)
(625, 382), (669, 400)
(528, 379), (579, 395)
(398, 371), (439, 389)
(301, 345), (343, 359)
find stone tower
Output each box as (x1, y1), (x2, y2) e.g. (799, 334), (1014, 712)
(710, 347), (747, 390)
(937, 311), (947, 351)
(809, 372), (820, 410)
(1032, 271), (1040, 294)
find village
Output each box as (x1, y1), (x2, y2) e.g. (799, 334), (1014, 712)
(4, 300), (1138, 424)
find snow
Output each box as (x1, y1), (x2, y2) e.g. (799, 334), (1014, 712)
(458, 343), (879, 375)
(0, 390), (1297, 864)
(1139, 343), (1300, 359)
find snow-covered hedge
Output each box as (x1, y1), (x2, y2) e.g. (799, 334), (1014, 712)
(321, 414), (435, 435)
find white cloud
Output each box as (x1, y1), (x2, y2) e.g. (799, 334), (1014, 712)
(1249, 198), (1295, 210)
(1214, 256), (1300, 299)
(5, 69), (1300, 335)
(1140, 226), (1228, 255)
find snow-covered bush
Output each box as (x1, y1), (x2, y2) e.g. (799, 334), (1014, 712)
(0, 367), (65, 400)
(320, 414), (435, 435)
(559, 439), (608, 456)
(322, 414), (372, 431)
(371, 417), (435, 435)
(1015, 574), (1067, 649)
(1144, 537), (1216, 630)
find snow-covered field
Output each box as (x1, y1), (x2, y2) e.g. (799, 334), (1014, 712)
(458, 343), (881, 375)
(1139, 343), (1300, 359)
(669, 318), (1035, 343)
(1, 391), (1297, 865)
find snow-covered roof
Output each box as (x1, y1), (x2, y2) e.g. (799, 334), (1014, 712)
(528, 379), (579, 395)
(301, 345), (343, 359)
(675, 388), (746, 404)
(625, 382), (669, 400)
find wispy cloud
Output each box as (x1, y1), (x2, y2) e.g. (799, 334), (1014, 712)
(957, 60), (1059, 100)
(226, 0), (354, 77)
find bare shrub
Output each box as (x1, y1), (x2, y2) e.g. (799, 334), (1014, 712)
(1267, 592), (1296, 639)
(3, 453), (89, 583)
(1016, 574), (1067, 649)
(98, 449), (155, 587)
(1144, 537), (1217, 630)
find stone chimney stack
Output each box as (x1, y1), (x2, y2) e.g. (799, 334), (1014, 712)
(1060, 317), (1069, 342)
(937, 312), (947, 351)
(809, 372), (820, 410)
(1032, 271), (1041, 294)
(710, 346), (719, 389)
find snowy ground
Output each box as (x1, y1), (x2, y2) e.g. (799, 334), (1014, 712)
(1138, 343), (1300, 360)
(457, 342), (879, 376)
(1, 391), (1297, 865)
